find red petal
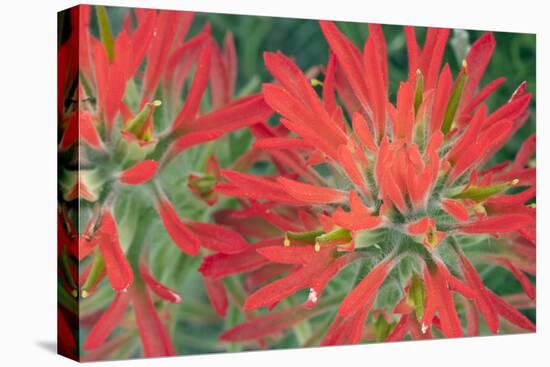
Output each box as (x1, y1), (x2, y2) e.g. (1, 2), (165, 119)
(96, 212), (133, 291)
(337, 144), (367, 190)
(484, 94), (531, 128)
(441, 199), (469, 221)
(80, 110), (103, 149)
(277, 177), (348, 204)
(404, 26), (420, 80)
(172, 44), (212, 130)
(263, 52), (346, 146)
(406, 216), (431, 235)
(458, 255), (499, 333)
(424, 28), (449, 90)
(166, 129), (225, 165)
(431, 264), (463, 338)
(139, 263), (182, 303)
(256, 245), (316, 265)
(338, 256), (395, 316)
(513, 135), (536, 170)
(310, 253), (363, 305)
(220, 304), (312, 342)
(363, 34), (387, 138)
(189, 94), (272, 133)
(243, 267), (314, 310)
(130, 286), (176, 357)
(320, 21), (370, 118)
(352, 112), (378, 153)
(198, 238), (281, 278)
(501, 259), (535, 300)
(219, 169), (302, 204)
(119, 160), (159, 185)
(461, 33), (496, 106)
(59, 113), (78, 151)
(140, 11), (179, 105)
(156, 196), (200, 256)
(262, 83), (339, 157)
(331, 208), (382, 231)
(486, 290), (535, 331)
(188, 221), (249, 254)
(83, 291), (130, 350)
(204, 277), (228, 317)
(253, 137), (312, 150)
(459, 214), (533, 234)
(463, 77), (506, 115)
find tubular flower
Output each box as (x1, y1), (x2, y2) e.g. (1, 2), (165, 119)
(211, 21), (535, 346)
(58, 5), (272, 359)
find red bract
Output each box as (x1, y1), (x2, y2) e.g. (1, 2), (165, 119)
(212, 21), (535, 346)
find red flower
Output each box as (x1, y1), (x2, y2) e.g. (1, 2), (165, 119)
(58, 6), (274, 359)
(211, 21), (535, 346)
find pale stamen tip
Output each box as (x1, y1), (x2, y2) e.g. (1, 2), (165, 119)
(314, 242), (321, 252)
(310, 78), (324, 87)
(81, 290), (89, 299)
(284, 235), (290, 247)
(421, 323), (428, 334)
(308, 288), (318, 304)
(511, 178), (520, 186)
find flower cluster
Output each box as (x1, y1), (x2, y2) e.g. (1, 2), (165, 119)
(202, 22), (535, 344)
(58, 5), (271, 359)
(58, 5), (535, 361)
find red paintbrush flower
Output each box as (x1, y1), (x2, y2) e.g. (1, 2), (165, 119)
(211, 21), (535, 346)
(58, 6), (273, 359)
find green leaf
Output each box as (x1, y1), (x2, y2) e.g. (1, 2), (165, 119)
(441, 65), (468, 134)
(96, 6), (115, 63)
(414, 70), (424, 115)
(409, 273), (425, 321)
(81, 249), (106, 298)
(452, 180), (518, 203)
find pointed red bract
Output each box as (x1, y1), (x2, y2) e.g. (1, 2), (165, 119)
(156, 196), (200, 256)
(204, 277), (228, 317)
(83, 291), (130, 350)
(277, 177), (348, 204)
(139, 263), (182, 304)
(95, 211), (133, 291)
(130, 286), (176, 357)
(221, 304), (313, 342)
(119, 160), (160, 185)
(339, 256), (395, 317)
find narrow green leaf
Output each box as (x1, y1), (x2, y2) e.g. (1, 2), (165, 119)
(409, 273), (425, 321)
(414, 70), (424, 115)
(441, 64), (468, 134)
(81, 249), (106, 297)
(96, 6), (115, 63)
(452, 180), (518, 203)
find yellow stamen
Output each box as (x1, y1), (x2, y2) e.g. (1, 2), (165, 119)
(314, 242), (321, 252)
(81, 290), (89, 299)
(310, 78), (324, 87)
(283, 235), (290, 247)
